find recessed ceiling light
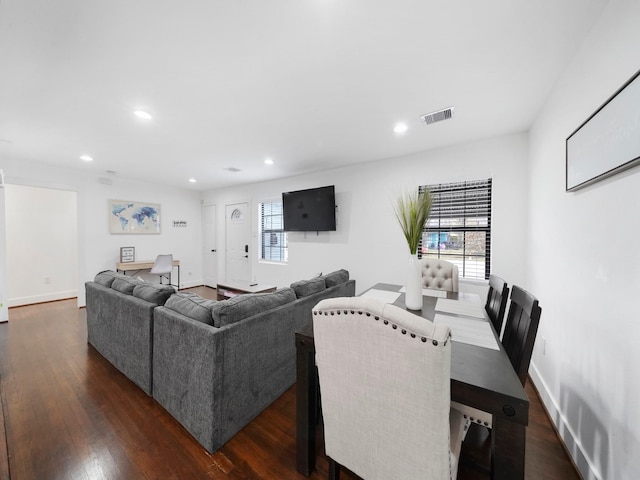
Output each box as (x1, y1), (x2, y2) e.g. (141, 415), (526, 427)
(393, 122), (408, 134)
(133, 110), (152, 120)
(264, 158), (274, 165)
(188, 178), (196, 183)
(80, 155), (94, 162)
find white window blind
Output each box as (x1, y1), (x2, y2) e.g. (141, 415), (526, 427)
(419, 178), (492, 280)
(259, 201), (288, 262)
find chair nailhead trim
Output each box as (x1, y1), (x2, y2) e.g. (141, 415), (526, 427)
(317, 309), (442, 347)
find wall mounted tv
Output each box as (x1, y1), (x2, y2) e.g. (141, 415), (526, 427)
(282, 185), (336, 232)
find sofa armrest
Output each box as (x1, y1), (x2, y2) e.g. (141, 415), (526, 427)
(85, 281), (156, 394)
(152, 307), (227, 452)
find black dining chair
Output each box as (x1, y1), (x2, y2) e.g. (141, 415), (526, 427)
(485, 274), (509, 338)
(453, 284), (542, 434)
(501, 285), (542, 386)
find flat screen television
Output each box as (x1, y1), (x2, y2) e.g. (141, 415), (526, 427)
(282, 185), (336, 232)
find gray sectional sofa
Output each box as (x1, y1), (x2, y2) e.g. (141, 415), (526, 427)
(84, 269), (355, 453)
(85, 272), (175, 395)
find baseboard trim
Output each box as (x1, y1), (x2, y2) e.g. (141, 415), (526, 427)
(529, 364), (603, 480)
(8, 290), (77, 308)
(178, 280), (205, 290)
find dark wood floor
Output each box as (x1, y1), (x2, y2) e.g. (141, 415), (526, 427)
(0, 287), (580, 480)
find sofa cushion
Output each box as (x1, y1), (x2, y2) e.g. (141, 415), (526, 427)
(111, 276), (144, 295)
(133, 283), (175, 306)
(94, 270), (120, 287)
(290, 277), (326, 298)
(322, 269), (350, 287)
(164, 292), (217, 325)
(211, 287), (296, 328)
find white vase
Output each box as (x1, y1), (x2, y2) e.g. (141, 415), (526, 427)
(405, 253), (423, 310)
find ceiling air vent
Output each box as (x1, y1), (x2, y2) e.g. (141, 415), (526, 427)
(421, 106), (454, 125)
(223, 167), (242, 173)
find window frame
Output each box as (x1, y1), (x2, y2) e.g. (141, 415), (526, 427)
(418, 178), (492, 280)
(258, 199), (288, 263)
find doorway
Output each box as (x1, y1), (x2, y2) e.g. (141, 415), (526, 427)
(225, 202), (250, 283)
(203, 204), (218, 288)
(4, 184), (78, 307)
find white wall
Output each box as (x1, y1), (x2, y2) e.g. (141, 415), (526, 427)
(203, 132), (529, 298)
(527, 1), (640, 479)
(0, 157), (204, 308)
(0, 183), (7, 321)
(5, 185), (78, 306)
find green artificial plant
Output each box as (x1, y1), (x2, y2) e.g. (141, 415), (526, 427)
(393, 189), (432, 255)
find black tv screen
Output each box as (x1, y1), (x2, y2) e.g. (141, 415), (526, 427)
(282, 185), (336, 232)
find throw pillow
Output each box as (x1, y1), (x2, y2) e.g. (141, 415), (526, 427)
(211, 287), (296, 328)
(323, 269), (349, 287)
(111, 276), (144, 295)
(290, 277), (326, 298)
(132, 283), (176, 306)
(164, 292), (217, 325)
(94, 270), (120, 288)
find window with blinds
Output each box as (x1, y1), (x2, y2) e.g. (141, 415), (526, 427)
(419, 178), (492, 280)
(259, 201), (288, 262)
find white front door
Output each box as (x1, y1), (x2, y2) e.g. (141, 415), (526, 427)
(225, 202), (250, 283)
(203, 204), (217, 288)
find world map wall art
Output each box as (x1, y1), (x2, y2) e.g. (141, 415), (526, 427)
(109, 199), (161, 234)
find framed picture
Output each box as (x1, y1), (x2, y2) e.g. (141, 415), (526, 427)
(566, 68), (640, 191)
(109, 199), (161, 234)
(120, 247), (135, 263)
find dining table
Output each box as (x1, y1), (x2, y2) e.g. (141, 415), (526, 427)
(295, 282), (529, 480)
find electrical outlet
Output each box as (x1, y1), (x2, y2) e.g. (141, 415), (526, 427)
(44, 277), (51, 284)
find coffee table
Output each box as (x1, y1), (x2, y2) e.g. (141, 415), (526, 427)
(215, 281), (277, 301)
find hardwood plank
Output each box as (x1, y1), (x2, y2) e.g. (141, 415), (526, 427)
(0, 292), (579, 480)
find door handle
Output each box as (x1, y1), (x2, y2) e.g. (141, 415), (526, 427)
(211, 249), (216, 252)
(244, 244), (249, 253)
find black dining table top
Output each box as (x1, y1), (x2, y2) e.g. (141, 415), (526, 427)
(366, 283), (529, 424)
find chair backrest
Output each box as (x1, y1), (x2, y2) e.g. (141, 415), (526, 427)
(485, 274), (509, 337)
(150, 254), (173, 274)
(313, 296), (454, 480)
(420, 258), (459, 292)
(501, 285), (542, 386)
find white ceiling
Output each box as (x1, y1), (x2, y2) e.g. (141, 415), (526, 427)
(0, 0), (609, 190)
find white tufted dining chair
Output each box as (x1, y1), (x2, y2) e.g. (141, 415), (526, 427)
(313, 296), (465, 480)
(420, 258), (459, 292)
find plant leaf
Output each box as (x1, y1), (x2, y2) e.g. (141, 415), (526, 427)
(392, 189), (432, 255)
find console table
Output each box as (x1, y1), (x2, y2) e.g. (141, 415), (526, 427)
(215, 281), (276, 300)
(116, 259), (180, 288)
